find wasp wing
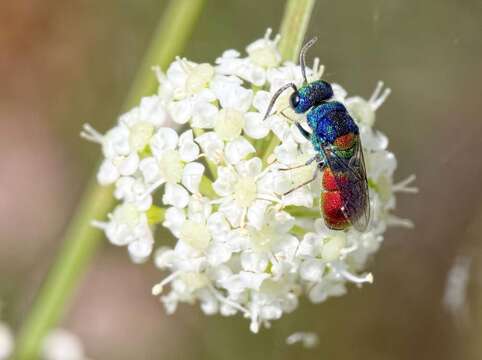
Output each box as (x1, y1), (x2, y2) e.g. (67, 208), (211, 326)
(321, 136), (370, 232)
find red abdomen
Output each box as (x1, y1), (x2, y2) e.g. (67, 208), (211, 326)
(321, 168), (350, 230)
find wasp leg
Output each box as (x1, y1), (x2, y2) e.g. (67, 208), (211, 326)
(279, 156), (317, 171)
(279, 109), (312, 141)
(317, 159), (326, 170)
(278, 109), (294, 123)
(295, 122), (311, 140)
(283, 168), (319, 196)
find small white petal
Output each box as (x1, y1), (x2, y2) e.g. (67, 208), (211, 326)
(270, 115), (292, 141)
(272, 234), (298, 259)
(178, 129), (200, 161)
(195, 132), (224, 163)
(224, 137), (255, 165)
(332, 83), (348, 102)
(163, 183), (189, 208)
(212, 166), (237, 196)
(309, 281), (346, 303)
(128, 239), (153, 263)
(102, 125), (130, 158)
(219, 200), (243, 228)
(241, 251), (269, 272)
(246, 200), (268, 230)
(97, 159), (119, 185)
(138, 95), (167, 127)
(191, 101), (218, 128)
(151, 127), (179, 158)
(244, 112), (270, 139)
(212, 76), (253, 112)
(118, 152), (140, 176)
(168, 100), (192, 124)
(182, 162), (204, 193)
(154, 247), (175, 269)
(207, 212), (231, 238)
(200, 292), (219, 315)
(207, 243), (232, 266)
(180, 220), (211, 250)
(240, 271), (269, 290)
(166, 60), (189, 89)
(139, 157), (163, 184)
(300, 259), (325, 282)
(235, 157), (262, 177)
(252, 90), (271, 113)
(163, 207), (186, 236)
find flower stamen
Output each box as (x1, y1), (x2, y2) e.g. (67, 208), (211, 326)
(80, 123), (103, 143)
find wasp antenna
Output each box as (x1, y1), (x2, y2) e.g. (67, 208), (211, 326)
(263, 83), (298, 120)
(300, 37), (318, 84)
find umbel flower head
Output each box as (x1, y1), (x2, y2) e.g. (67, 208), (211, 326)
(84, 29), (416, 332)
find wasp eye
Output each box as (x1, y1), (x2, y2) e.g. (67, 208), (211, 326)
(290, 92), (300, 108)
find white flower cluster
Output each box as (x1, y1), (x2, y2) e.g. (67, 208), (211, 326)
(85, 29), (416, 332)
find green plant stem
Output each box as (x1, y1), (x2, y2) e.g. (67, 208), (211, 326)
(14, 1), (205, 358)
(278, 0), (316, 62)
(261, 0), (316, 163)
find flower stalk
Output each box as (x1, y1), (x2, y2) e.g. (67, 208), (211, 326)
(261, 0), (316, 163)
(14, 0), (205, 358)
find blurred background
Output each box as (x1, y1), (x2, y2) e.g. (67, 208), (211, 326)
(1, 0), (482, 359)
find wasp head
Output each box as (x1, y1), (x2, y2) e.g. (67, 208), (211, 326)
(290, 80), (333, 114)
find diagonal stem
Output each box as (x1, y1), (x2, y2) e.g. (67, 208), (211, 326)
(261, 0), (316, 164)
(13, 1), (205, 358)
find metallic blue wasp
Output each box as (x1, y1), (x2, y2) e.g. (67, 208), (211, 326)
(263, 38), (370, 232)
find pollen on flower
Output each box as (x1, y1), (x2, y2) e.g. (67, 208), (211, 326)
(249, 224), (276, 252)
(180, 272), (209, 291)
(233, 177), (257, 207)
(86, 29), (415, 334)
(129, 121), (155, 151)
(321, 233), (346, 261)
(180, 220), (211, 250)
(186, 63), (214, 94)
(247, 28), (281, 68)
(215, 108), (245, 140)
(158, 149), (184, 184)
(113, 203), (141, 228)
(249, 47), (281, 68)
